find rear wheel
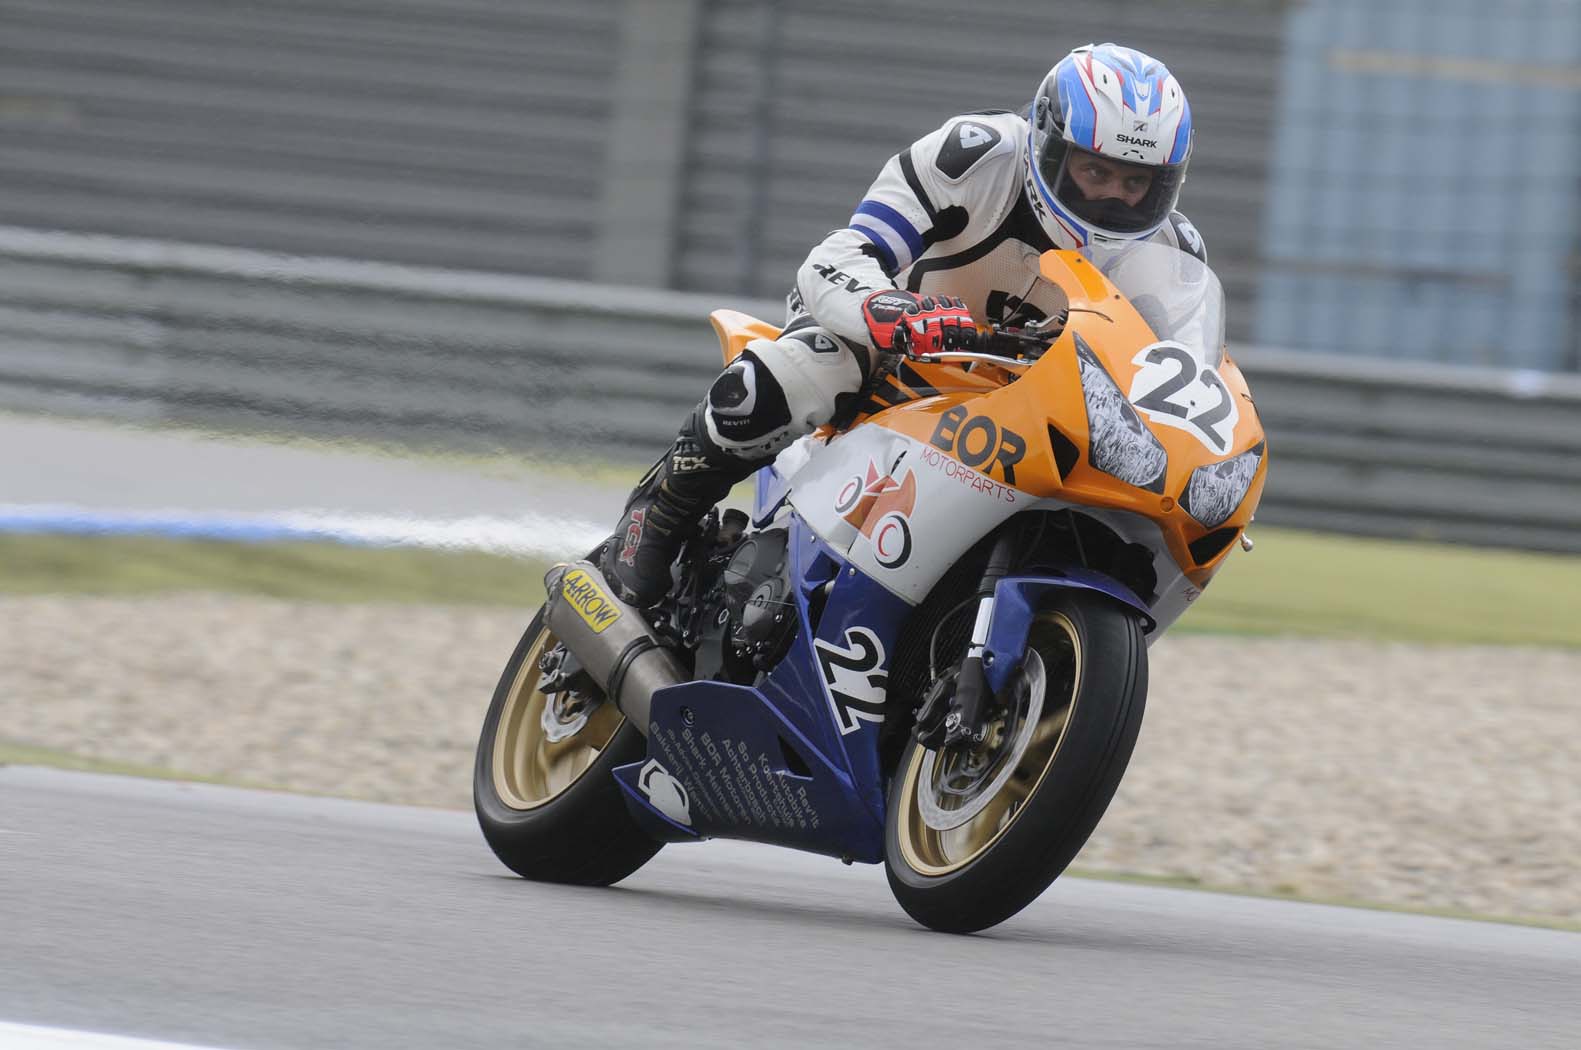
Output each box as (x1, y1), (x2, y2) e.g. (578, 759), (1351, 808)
(885, 590), (1147, 933)
(473, 608), (661, 885)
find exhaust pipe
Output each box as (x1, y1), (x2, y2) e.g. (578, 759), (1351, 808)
(541, 561), (686, 735)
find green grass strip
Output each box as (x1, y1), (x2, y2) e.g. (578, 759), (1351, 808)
(1185, 527), (1580, 647)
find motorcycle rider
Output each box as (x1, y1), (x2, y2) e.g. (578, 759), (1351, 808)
(602, 42), (1206, 607)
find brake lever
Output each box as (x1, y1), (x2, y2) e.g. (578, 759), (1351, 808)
(983, 311), (1066, 358)
(902, 313), (1066, 368)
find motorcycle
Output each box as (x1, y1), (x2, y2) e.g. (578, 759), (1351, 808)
(473, 241), (1267, 933)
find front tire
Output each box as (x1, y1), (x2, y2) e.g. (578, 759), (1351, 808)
(885, 590), (1148, 933)
(473, 608), (662, 885)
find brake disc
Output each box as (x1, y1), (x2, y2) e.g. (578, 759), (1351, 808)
(916, 648), (1046, 832)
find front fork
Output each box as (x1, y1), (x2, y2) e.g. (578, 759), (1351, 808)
(913, 528), (1018, 751)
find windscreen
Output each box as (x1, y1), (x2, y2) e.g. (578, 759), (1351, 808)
(1084, 240), (1227, 369)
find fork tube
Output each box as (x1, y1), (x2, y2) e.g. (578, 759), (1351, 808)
(944, 529), (1018, 745)
(966, 529), (1018, 658)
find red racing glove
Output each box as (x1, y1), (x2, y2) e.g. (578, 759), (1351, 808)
(861, 290), (977, 359)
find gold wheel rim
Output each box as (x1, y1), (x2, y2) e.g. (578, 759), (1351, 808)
(491, 627), (623, 811)
(896, 611), (1082, 877)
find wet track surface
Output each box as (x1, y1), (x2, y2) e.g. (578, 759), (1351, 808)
(1, 767), (1576, 1049)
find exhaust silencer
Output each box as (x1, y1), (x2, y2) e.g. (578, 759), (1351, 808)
(541, 561), (686, 735)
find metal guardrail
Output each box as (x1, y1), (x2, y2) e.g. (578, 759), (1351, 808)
(2, 226), (1579, 553)
(1228, 349), (1581, 552)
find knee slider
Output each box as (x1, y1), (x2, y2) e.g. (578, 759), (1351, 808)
(706, 350), (792, 447)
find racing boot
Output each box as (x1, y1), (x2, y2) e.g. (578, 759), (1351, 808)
(600, 405), (764, 608)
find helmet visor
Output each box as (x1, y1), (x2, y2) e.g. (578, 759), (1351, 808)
(1038, 138), (1186, 236)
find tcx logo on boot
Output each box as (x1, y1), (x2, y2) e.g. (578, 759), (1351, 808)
(618, 508), (645, 567)
(929, 405), (1027, 484)
(561, 569), (622, 634)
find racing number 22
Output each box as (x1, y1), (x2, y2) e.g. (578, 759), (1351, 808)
(1132, 345), (1233, 451)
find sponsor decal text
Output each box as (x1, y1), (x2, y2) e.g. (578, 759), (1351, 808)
(562, 568), (622, 634)
(928, 405), (1027, 484)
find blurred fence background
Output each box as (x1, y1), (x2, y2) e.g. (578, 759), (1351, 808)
(0, 0), (1577, 549)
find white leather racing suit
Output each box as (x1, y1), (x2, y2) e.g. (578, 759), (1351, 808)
(703, 108), (1207, 460)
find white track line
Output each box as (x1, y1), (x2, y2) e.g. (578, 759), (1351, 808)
(0, 1022), (234, 1050)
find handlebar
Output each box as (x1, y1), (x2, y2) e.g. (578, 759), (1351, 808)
(908, 313), (1066, 370)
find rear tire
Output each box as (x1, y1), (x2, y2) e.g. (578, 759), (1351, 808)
(473, 608), (661, 886)
(884, 590), (1147, 933)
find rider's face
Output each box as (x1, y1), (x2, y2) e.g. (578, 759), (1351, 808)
(1067, 154), (1154, 208)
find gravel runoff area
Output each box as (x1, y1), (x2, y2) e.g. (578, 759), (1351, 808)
(3, 593), (1576, 927)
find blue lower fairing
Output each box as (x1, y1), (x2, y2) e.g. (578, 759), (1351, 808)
(615, 515), (911, 863)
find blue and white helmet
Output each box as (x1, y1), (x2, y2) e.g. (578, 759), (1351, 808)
(1026, 43), (1194, 247)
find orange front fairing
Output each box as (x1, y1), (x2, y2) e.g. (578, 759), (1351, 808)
(707, 246), (1267, 597)
(868, 249), (1267, 587)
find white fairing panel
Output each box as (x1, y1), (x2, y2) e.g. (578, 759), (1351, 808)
(785, 426), (1027, 605)
(783, 426), (1213, 640)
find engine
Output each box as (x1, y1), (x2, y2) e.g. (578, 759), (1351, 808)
(693, 524), (797, 683)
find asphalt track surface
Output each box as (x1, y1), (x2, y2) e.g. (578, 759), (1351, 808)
(0, 414), (629, 524)
(2, 768), (1577, 1049)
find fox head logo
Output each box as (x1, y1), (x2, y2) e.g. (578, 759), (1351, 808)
(834, 460), (917, 536)
(832, 461), (917, 568)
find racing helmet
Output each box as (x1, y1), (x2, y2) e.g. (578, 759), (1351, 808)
(1026, 43), (1193, 247)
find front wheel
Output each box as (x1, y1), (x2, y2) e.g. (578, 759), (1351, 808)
(473, 607), (662, 885)
(885, 590), (1148, 933)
